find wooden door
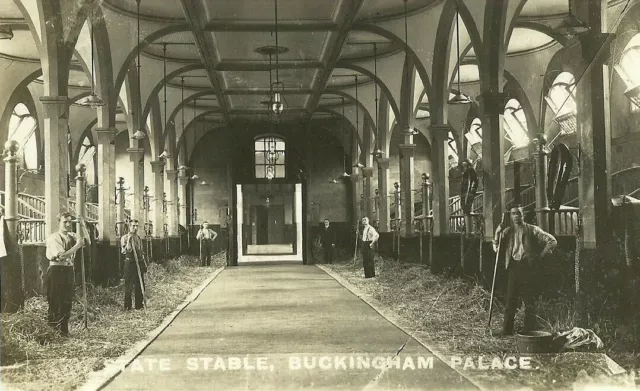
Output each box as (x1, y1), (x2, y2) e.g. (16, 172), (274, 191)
(268, 205), (285, 244)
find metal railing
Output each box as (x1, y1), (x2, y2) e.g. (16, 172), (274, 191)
(17, 219), (46, 244)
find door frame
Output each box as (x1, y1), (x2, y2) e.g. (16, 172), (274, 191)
(236, 183), (303, 263)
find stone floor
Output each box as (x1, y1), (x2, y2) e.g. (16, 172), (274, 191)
(104, 264), (477, 391)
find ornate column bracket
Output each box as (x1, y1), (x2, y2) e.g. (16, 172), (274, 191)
(165, 169), (178, 180)
(376, 157), (390, 169)
(476, 91), (510, 115)
(150, 160), (165, 173)
(361, 167), (374, 178)
(39, 96), (68, 118)
(178, 175), (189, 186)
(127, 148), (144, 162)
(94, 127), (117, 145)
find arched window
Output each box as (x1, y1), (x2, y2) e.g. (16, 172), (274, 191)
(447, 131), (458, 168)
(615, 34), (640, 112)
(7, 103), (38, 169)
(255, 136), (285, 179)
(545, 72), (577, 134)
(465, 117), (482, 161)
(503, 99), (530, 148)
(78, 136), (96, 186)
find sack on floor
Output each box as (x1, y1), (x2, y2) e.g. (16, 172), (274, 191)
(553, 327), (604, 352)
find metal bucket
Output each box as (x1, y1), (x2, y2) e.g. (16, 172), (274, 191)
(516, 331), (556, 354)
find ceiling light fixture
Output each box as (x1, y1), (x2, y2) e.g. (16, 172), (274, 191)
(556, 0), (590, 38)
(372, 43), (383, 159)
(448, 5), (472, 105)
(131, 0), (147, 140)
(78, 6), (105, 108)
(270, 0), (286, 115)
(0, 26), (13, 40)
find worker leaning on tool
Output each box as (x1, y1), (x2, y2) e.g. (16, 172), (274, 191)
(492, 204), (557, 336)
(121, 219), (147, 310)
(45, 212), (89, 336)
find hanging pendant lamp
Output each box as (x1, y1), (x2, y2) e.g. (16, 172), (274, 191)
(0, 26), (13, 40)
(448, 6), (472, 105)
(341, 96), (350, 178)
(270, 0), (286, 115)
(556, 0), (590, 38)
(79, 5), (105, 108)
(372, 43), (383, 159)
(131, 0), (147, 140)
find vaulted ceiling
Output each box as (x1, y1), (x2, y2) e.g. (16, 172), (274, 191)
(0, 0), (608, 136)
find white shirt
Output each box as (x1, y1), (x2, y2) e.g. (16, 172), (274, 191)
(362, 225), (379, 242)
(197, 228), (217, 240)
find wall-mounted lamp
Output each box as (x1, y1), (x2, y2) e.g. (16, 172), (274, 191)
(0, 26), (14, 40)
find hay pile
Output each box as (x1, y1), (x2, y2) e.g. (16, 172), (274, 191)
(329, 254), (515, 355)
(1, 252), (225, 391)
(326, 254), (639, 390)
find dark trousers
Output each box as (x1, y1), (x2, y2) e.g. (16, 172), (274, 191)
(503, 258), (539, 334)
(47, 265), (75, 335)
(200, 240), (212, 266)
(362, 241), (375, 278)
(124, 258), (145, 310)
(323, 245), (334, 263)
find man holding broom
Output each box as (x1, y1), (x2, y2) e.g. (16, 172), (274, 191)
(45, 212), (89, 336)
(492, 204), (557, 335)
(121, 220), (147, 310)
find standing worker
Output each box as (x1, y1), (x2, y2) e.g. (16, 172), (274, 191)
(361, 217), (379, 278)
(45, 212), (89, 336)
(492, 204), (557, 335)
(460, 159), (479, 215)
(196, 221), (218, 266)
(320, 218), (336, 264)
(121, 220), (147, 310)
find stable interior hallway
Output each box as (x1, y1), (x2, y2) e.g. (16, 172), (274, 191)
(104, 265), (477, 391)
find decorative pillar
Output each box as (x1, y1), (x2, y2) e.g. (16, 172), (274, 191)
(3, 140), (19, 237)
(428, 124), (451, 235)
(361, 167), (374, 219)
(116, 177), (126, 237)
(127, 148), (144, 221)
(399, 130), (416, 235)
(574, 0), (613, 325)
(533, 136), (550, 231)
(94, 128), (117, 244)
(178, 173), (189, 228)
(40, 96), (69, 236)
(165, 169), (179, 236)
(150, 161), (165, 238)
(575, 18), (613, 250)
(350, 173), (361, 226)
(1, 140), (23, 312)
(376, 157), (390, 232)
(477, 91), (508, 241)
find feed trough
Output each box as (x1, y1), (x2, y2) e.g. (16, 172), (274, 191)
(516, 331), (557, 354)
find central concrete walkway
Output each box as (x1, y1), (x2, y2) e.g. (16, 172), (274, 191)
(104, 264), (477, 391)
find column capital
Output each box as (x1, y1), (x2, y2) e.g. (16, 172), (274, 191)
(165, 169), (178, 180)
(39, 96), (68, 118)
(127, 148), (144, 162)
(94, 127), (117, 145)
(150, 160), (165, 173)
(428, 124), (453, 138)
(476, 91), (509, 114)
(361, 167), (374, 178)
(398, 143), (416, 158)
(178, 175), (189, 186)
(376, 157), (390, 169)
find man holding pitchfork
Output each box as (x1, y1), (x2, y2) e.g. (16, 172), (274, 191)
(121, 220), (147, 310)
